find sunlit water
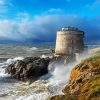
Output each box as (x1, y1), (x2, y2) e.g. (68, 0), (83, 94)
(0, 44), (99, 100)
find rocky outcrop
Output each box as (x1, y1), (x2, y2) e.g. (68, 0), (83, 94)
(5, 57), (50, 81)
(53, 54), (76, 64)
(50, 50), (100, 100)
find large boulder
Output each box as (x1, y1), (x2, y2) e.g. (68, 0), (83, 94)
(5, 57), (50, 81)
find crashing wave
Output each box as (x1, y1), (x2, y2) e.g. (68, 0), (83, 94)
(0, 56), (75, 100)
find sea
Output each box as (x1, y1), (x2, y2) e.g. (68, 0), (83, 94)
(0, 43), (100, 100)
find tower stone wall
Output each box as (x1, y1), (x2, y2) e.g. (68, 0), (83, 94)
(55, 27), (84, 55)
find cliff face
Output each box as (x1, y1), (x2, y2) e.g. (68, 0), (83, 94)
(50, 50), (100, 100)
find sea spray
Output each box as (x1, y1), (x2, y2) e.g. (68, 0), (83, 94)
(0, 57), (25, 99)
(6, 57), (24, 64)
(17, 61), (76, 100)
(0, 56), (82, 100)
(47, 62), (75, 95)
(0, 44), (97, 100)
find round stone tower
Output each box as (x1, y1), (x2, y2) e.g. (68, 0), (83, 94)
(55, 26), (84, 55)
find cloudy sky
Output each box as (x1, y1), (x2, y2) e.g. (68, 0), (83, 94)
(0, 0), (100, 43)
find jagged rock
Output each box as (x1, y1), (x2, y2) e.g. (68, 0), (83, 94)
(23, 57), (40, 64)
(53, 54), (76, 64)
(80, 64), (89, 71)
(5, 57), (50, 81)
(50, 52), (100, 100)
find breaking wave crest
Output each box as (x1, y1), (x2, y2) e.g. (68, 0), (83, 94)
(0, 57), (75, 100)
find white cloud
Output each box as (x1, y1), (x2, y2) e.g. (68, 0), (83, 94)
(0, 14), (76, 41)
(0, 13), (100, 42)
(0, 20), (36, 41)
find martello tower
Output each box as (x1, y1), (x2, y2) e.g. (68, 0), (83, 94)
(55, 26), (84, 55)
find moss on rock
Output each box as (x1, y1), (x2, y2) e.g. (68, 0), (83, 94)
(50, 50), (100, 100)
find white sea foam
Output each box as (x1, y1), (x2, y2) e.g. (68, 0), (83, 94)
(41, 55), (53, 59)
(41, 55), (48, 58)
(26, 47), (38, 52)
(0, 44), (97, 99)
(16, 61), (75, 100)
(30, 47), (38, 50)
(47, 62), (75, 94)
(6, 58), (14, 64)
(0, 57), (24, 87)
(13, 57), (24, 61)
(0, 58), (13, 77)
(0, 55), (82, 100)
(5, 57), (24, 65)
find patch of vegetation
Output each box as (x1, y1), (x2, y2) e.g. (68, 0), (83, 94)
(88, 86), (100, 98)
(78, 75), (100, 100)
(50, 49), (100, 100)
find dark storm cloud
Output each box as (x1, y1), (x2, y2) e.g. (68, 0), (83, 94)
(0, 14), (100, 43)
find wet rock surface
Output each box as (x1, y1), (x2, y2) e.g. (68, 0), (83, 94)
(50, 50), (100, 100)
(5, 57), (50, 81)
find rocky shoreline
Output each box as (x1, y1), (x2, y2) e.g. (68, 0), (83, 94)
(4, 53), (76, 83)
(4, 48), (100, 100)
(50, 49), (100, 100)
